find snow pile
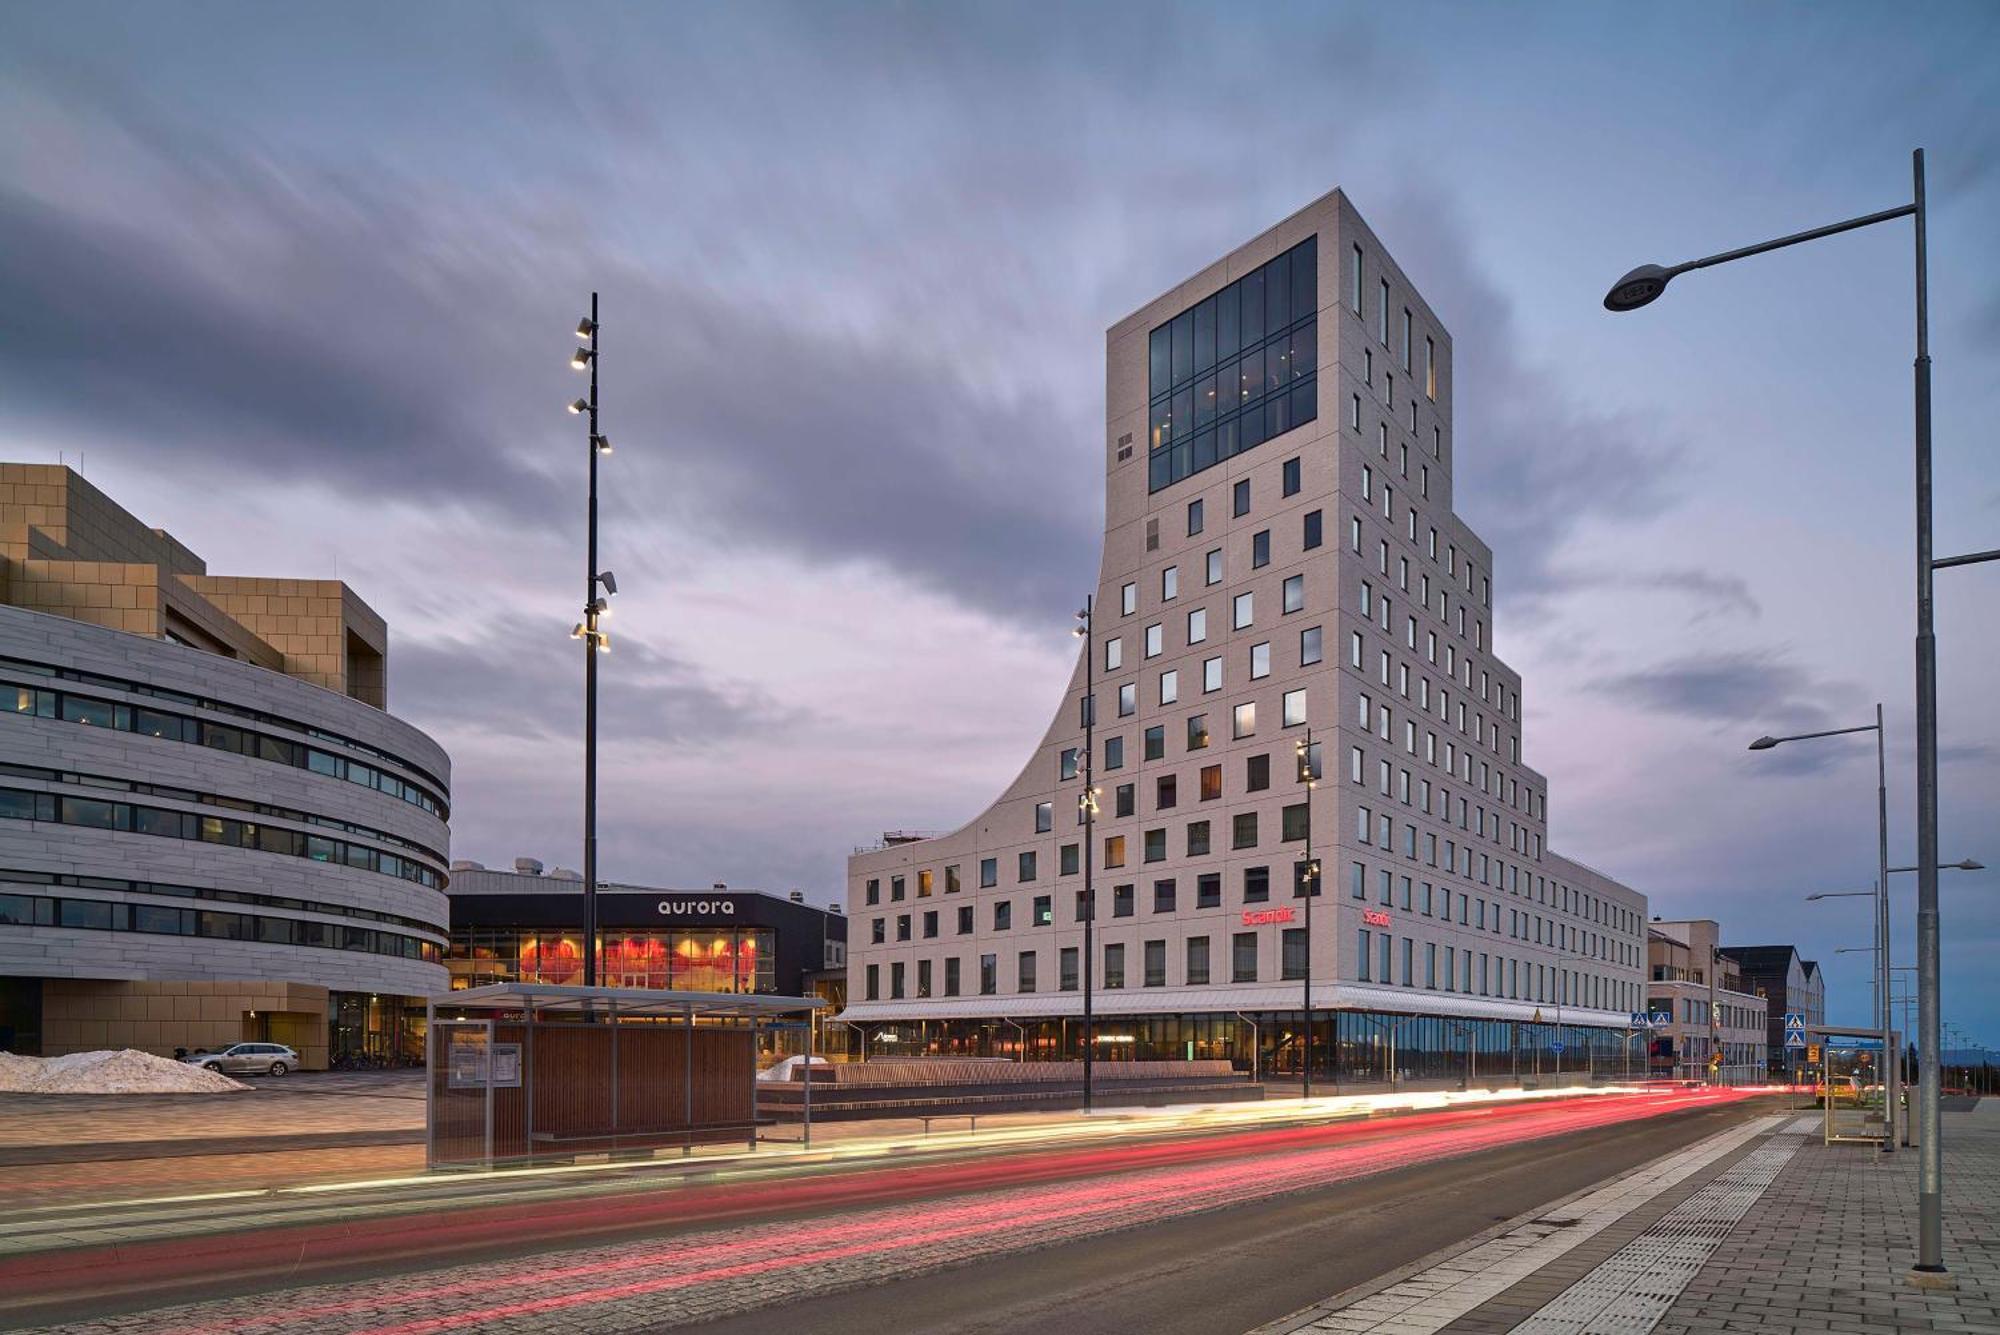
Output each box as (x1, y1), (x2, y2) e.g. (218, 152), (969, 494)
(0, 1049), (247, 1094)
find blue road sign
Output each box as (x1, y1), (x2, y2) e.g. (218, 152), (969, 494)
(1629, 1011), (1650, 1028)
(1549, 1041), (1565, 1054)
(1783, 1013), (1808, 1050)
(1649, 1010), (1672, 1028)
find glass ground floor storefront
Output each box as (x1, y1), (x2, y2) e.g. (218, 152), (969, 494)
(446, 927), (779, 995)
(833, 1008), (1654, 1086)
(326, 990), (426, 1067)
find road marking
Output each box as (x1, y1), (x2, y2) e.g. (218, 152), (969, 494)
(1259, 1112), (1799, 1335)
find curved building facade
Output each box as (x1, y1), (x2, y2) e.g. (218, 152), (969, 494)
(0, 466), (449, 1067)
(842, 191), (1649, 1085)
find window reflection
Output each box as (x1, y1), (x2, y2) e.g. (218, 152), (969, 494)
(446, 927), (778, 994)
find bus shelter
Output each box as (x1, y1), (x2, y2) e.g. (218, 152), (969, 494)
(426, 983), (824, 1169)
(1812, 1024), (1900, 1147)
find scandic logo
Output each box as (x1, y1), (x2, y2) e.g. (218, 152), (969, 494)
(657, 900), (736, 916)
(1240, 908), (1296, 926)
(1362, 909), (1392, 927)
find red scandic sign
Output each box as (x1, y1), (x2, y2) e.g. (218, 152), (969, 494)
(1362, 909), (1392, 927)
(1240, 907), (1297, 926)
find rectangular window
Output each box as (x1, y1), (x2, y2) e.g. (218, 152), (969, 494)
(1281, 801), (1309, 842)
(1060, 946), (1079, 991)
(1282, 927), (1308, 980)
(1104, 735), (1124, 770)
(1300, 625), (1323, 666)
(1104, 943), (1125, 988)
(1252, 529), (1271, 569)
(1244, 865), (1270, 902)
(1160, 670), (1179, 706)
(1350, 243), (1363, 314)
(1035, 800), (1053, 833)
(1233, 932), (1258, 982)
(980, 953), (997, 995)
(979, 857), (997, 888)
(1207, 548), (1223, 585)
(1017, 952), (1037, 993)
(1247, 753), (1270, 791)
(1162, 566), (1179, 601)
(992, 902), (1010, 931)
(1303, 510), (1322, 550)
(1187, 935), (1211, 984)
(1203, 655), (1222, 692)
(1115, 782), (1135, 818)
(1283, 574), (1304, 614)
(1187, 713), (1209, 750)
(1143, 827), (1167, 862)
(1018, 851), (1037, 882)
(1233, 478), (1251, 517)
(1187, 607), (1207, 645)
(1121, 582), (1137, 615)
(1250, 641), (1271, 680)
(1200, 764), (1222, 801)
(1104, 835), (1126, 869)
(1233, 592), (1254, 629)
(1358, 928), (1372, 981)
(1282, 456), (1301, 497)
(1106, 637), (1123, 671)
(1188, 499), (1205, 535)
(1118, 682), (1137, 716)
(1233, 701), (1256, 739)
(1144, 725), (1165, 761)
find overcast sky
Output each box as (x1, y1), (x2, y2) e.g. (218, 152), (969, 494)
(1, 2), (1995, 1038)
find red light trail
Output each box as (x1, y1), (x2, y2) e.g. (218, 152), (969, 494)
(23, 1088), (1756, 1335)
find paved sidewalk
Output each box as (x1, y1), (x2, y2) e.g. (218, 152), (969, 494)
(1265, 1098), (2000, 1334)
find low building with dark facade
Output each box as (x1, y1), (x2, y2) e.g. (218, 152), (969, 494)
(445, 859), (845, 1013)
(1720, 944), (1826, 1076)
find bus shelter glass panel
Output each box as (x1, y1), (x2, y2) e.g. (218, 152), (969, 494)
(429, 1019), (495, 1168)
(1822, 1036), (1890, 1145)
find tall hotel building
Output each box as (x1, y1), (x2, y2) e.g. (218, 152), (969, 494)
(841, 191), (1649, 1083)
(0, 465), (450, 1067)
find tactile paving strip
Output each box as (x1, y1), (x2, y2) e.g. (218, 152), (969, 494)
(1510, 1114), (1817, 1334)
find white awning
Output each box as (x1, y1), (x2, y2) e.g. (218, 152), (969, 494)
(832, 985), (1632, 1028)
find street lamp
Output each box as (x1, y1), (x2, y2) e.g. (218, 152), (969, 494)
(1605, 152), (2000, 1284)
(1073, 596), (1097, 1112)
(1295, 728), (1320, 1099)
(1750, 707), (1890, 1148)
(567, 293), (616, 989)
(1889, 860), (1985, 874)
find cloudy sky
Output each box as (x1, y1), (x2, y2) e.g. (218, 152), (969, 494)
(2, 2), (1995, 1037)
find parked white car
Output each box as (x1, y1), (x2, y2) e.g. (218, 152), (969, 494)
(185, 1043), (298, 1076)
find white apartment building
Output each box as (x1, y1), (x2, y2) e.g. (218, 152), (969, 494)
(839, 189), (1649, 1085)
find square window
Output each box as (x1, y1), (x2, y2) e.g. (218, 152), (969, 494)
(1143, 827), (1167, 862)
(1233, 811), (1259, 849)
(1233, 701), (1256, 739)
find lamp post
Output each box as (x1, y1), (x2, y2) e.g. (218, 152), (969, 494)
(1603, 151), (2000, 1283)
(1752, 705), (1890, 1145)
(1295, 727), (1319, 1099)
(1073, 596), (1097, 1112)
(567, 296), (615, 988)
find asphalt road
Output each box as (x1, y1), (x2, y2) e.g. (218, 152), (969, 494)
(682, 1095), (1775, 1335)
(6, 1092), (1780, 1333)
